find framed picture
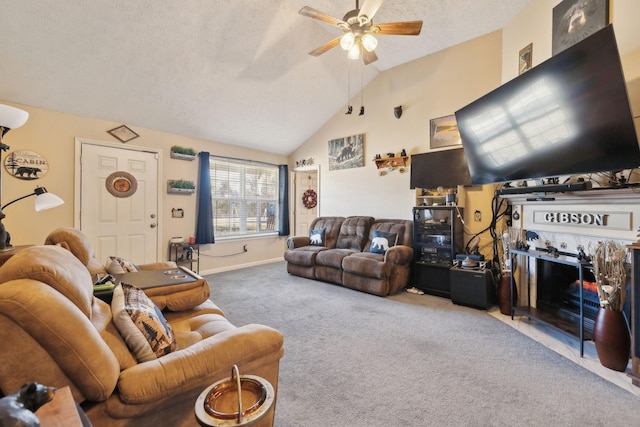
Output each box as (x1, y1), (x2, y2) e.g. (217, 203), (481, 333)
(552, 0), (609, 56)
(108, 125), (139, 143)
(519, 43), (533, 75)
(429, 115), (461, 149)
(328, 133), (364, 171)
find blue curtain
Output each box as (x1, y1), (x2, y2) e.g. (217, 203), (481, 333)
(278, 164), (290, 236)
(195, 152), (214, 244)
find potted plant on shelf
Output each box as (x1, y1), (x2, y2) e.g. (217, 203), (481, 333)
(589, 240), (630, 371)
(167, 179), (196, 194)
(170, 145), (197, 161)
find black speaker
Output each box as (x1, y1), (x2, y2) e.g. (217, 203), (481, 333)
(450, 267), (495, 310)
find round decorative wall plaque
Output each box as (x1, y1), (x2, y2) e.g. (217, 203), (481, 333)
(4, 150), (49, 180)
(105, 171), (138, 198)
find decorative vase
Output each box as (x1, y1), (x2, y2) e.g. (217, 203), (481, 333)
(593, 307), (630, 372)
(497, 271), (517, 315)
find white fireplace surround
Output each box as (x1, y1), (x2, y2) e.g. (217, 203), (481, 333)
(496, 186), (640, 394)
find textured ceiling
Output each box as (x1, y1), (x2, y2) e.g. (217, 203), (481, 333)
(0, 0), (532, 155)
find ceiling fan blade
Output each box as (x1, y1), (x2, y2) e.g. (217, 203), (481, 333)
(374, 21), (423, 36)
(299, 6), (346, 27)
(358, 0), (384, 24)
(308, 36), (341, 56)
(363, 49), (378, 65)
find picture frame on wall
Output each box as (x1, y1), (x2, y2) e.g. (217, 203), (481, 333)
(429, 115), (461, 149)
(519, 43), (533, 75)
(328, 133), (364, 171)
(108, 125), (139, 143)
(552, 0), (610, 56)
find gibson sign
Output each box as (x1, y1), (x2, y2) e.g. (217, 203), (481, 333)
(533, 209), (632, 231)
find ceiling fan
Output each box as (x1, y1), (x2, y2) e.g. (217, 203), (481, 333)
(299, 0), (423, 65)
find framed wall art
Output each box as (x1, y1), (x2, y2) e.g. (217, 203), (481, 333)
(429, 115), (461, 149)
(328, 133), (364, 171)
(552, 0), (609, 56)
(108, 125), (139, 143)
(519, 43), (533, 75)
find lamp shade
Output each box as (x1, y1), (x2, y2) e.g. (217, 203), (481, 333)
(0, 104), (29, 132)
(361, 34), (378, 52)
(340, 32), (355, 51)
(35, 191), (64, 212)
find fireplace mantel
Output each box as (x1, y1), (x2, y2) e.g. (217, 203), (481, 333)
(505, 186), (640, 242)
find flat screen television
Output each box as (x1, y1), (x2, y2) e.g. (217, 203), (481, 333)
(410, 148), (472, 189)
(455, 25), (640, 186)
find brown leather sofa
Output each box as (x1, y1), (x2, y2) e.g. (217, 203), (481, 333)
(45, 227), (211, 312)
(284, 216), (413, 296)
(0, 245), (284, 427)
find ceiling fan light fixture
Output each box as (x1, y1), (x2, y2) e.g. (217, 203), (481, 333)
(347, 44), (361, 60)
(340, 32), (355, 50)
(361, 34), (377, 52)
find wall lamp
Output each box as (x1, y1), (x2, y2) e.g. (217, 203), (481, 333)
(0, 187), (64, 250)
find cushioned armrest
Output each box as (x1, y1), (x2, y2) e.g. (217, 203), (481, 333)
(287, 236), (310, 250)
(0, 280), (120, 401)
(116, 324), (284, 404)
(383, 245), (413, 264)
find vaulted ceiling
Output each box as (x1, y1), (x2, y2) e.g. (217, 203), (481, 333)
(0, 1), (532, 155)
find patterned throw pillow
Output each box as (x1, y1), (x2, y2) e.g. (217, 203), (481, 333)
(309, 228), (326, 246)
(369, 230), (398, 254)
(111, 283), (178, 362)
(105, 256), (140, 275)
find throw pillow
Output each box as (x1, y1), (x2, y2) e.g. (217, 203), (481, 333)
(370, 230), (398, 254)
(309, 228), (326, 246)
(105, 256), (140, 275)
(111, 283), (178, 362)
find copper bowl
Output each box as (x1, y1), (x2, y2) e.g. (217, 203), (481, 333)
(204, 377), (267, 420)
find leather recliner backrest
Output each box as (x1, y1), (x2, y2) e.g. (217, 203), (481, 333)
(336, 216), (375, 251)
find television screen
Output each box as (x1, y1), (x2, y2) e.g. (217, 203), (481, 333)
(455, 25), (640, 186)
(410, 148), (472, 189)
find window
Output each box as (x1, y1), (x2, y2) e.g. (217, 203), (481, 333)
(209, 156), (279, 237)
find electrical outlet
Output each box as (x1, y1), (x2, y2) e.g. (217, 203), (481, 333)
(243, 244), (248, 252)
(474, 210), (482, 222)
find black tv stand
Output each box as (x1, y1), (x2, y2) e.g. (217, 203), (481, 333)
(497, 181), (592, 196)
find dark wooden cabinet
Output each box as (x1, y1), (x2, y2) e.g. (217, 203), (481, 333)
(412, 206), (463, 297)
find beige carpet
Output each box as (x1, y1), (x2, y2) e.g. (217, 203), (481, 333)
(206, 262), (640, 427)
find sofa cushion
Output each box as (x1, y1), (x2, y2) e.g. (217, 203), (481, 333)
(369, 230), (398, 254)
(106, 256), (140, 274)
(336, 216), (374, 251)
(112, 283), (178, 362)
(309, 228), (326, 246)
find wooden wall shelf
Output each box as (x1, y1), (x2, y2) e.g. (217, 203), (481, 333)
(373, 156), (408, 169)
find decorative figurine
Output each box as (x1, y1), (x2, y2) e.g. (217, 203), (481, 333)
(0, 383), (56, 427)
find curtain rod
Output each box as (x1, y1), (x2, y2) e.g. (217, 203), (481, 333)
(209, 154), (280, 168)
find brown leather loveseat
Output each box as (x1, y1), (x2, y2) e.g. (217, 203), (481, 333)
(284, 216), (413, 296)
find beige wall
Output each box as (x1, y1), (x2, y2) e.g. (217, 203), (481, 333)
(291, 31), (504, 256)
(0, 102), (288, 274)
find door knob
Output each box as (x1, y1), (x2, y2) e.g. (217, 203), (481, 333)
(150, 223), (157, 228)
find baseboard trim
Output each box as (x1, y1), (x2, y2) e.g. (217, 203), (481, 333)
(200, 257), (284, 275)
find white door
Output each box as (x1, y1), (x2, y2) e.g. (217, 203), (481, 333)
(294, 169), (318, 236)
(79, 142), (159, 265)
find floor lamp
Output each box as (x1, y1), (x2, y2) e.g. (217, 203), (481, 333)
(0, 104), (30, 206)
(0, 187), (64, 250)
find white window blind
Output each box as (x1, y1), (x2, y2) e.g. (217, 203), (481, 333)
(209, 156), (279, 237)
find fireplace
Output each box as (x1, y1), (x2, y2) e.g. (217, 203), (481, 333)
(535, 258), (599, 333)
